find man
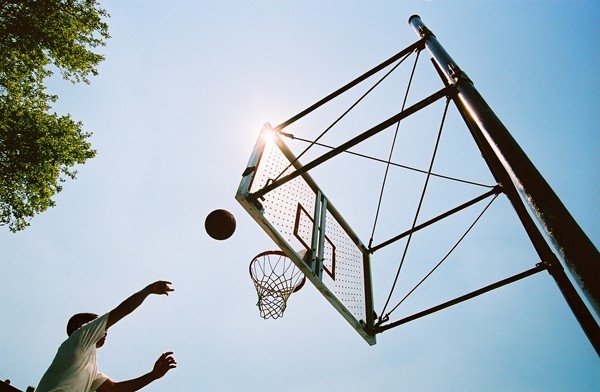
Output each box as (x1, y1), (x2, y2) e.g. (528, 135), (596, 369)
(36, 281), (177, 392)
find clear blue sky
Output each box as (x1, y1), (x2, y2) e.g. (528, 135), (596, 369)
(1, 1), (598, 391)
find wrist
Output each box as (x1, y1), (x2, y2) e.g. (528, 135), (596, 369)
(148, 369), (161, 381)
(142, 285), (154, 296)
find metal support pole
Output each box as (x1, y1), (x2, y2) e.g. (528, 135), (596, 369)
(408, 15), (600, 353)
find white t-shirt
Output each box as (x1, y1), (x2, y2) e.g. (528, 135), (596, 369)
(36, 313), (110, 392)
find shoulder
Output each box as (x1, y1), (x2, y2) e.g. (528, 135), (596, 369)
(69, 313), (110, 348)
(79, 313), (109, 333)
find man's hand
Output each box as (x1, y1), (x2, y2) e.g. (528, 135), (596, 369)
(151, 352), (177, 379)
(146, 281), (174, 296)
(96, 352), (177, 391)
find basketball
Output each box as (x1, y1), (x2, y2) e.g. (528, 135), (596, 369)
(205, 209), (236, 240)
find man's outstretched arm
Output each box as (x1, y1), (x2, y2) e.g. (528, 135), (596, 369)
(106, 281), (173, 330)
(96, 352), (177, 392)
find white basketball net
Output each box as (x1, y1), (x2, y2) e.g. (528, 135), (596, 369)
(249, 251), (306, 319)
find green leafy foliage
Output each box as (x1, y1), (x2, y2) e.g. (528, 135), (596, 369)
(0, 0), (109, 232)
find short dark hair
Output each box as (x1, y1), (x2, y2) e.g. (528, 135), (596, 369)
(66, 313), (98, 336)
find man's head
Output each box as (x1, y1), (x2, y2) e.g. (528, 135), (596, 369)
(66, 313), (107, 348)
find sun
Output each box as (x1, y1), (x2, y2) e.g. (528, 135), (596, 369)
(260, 122), (277, 145)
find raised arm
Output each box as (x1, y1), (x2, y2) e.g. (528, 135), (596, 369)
(96, 352), (177, 392)
(106, 281), (173, 330)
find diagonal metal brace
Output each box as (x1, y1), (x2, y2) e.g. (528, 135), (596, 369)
(369, 185), (502, 253)
(250, 86), (453, 202)
(374, 263), (547, 333)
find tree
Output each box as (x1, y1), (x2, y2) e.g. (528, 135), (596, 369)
(0, 0), (110, 232)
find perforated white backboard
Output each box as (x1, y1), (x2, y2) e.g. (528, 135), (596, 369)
(236, 124), (376, 345)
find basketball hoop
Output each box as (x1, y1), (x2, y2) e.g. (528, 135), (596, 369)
(249, 250), (307, 319)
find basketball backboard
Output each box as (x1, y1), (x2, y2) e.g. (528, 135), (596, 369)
(236, 123), (376, 345)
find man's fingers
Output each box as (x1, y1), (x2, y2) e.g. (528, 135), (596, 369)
(152, 353), (177, 376)
(151, 281), (174, 295)
(161, 281), (174, 294)
(159, 352), (176, 365)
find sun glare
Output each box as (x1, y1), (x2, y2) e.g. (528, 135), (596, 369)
(261, 123), (277, 145)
